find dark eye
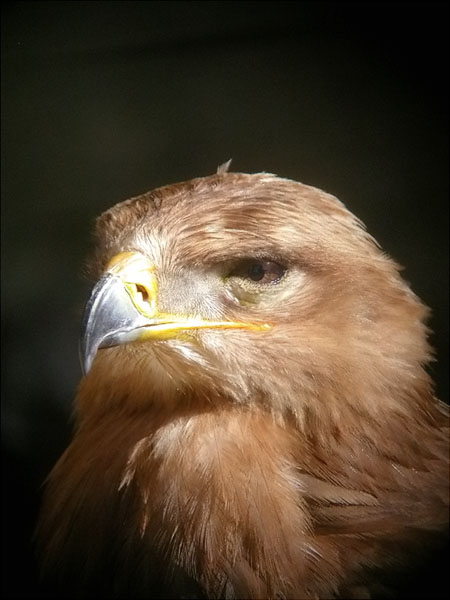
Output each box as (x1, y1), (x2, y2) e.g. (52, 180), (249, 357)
(229, 259), (286, 284)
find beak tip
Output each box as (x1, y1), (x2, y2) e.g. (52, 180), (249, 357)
(79, 340), (92, 376)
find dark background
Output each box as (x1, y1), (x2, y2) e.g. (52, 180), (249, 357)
(2, 2), (448, 598)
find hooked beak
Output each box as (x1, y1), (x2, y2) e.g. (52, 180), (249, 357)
(80, 251), (270, 375)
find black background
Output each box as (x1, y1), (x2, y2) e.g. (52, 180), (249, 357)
(2, 2), (448, 598)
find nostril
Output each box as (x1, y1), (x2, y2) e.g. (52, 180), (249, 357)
(135, 284), (149, 302)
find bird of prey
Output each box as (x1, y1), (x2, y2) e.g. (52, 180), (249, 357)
(36, 169), (449, 599)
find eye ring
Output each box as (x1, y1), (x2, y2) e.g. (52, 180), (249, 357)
(228, 258), (286, 285)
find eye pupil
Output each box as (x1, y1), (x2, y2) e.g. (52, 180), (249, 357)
(249, 262), (265, 281)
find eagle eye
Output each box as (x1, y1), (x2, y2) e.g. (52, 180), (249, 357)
(229, 259), (286, 285)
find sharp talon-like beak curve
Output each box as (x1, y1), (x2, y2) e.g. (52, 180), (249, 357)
(79, 272), (151, 375)
(80, 251), (271, 375)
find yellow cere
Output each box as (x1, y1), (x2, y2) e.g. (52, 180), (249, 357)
(106, 252), (158, 318)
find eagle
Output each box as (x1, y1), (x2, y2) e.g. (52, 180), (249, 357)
(36, 169), (449, 599)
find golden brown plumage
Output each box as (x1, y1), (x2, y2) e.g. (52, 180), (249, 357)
(37, 171), (449, 599)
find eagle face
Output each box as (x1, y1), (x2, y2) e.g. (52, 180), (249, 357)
(81, 172), (428, 422)
(38, 171), (448, 600)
